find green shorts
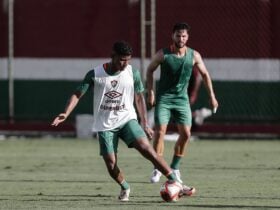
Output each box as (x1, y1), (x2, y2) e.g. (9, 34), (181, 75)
(155, 102), (192, 126)
(97, 119), (147, 156)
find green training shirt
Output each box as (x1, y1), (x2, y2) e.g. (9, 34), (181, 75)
(156, 47), (194, 105)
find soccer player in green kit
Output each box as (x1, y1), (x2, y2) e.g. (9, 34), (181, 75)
(146, 23), (219, 192)
(51, 41), (192, 201)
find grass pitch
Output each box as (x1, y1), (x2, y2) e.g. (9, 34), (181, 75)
(0, 138), (279, 210)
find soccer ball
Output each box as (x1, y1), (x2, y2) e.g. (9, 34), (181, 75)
(160, 180), (182, 202)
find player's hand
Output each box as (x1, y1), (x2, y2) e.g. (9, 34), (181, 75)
(209, 96), (219, 114)
(143, 125), (154, 141)
(51, 113), (67, 126)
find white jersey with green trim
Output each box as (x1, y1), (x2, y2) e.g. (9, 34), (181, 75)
(92, 64), (137, 132)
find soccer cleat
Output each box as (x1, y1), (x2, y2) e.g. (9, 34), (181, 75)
(118, 188), (130, 201)
(180, 185), (196, 197)
(150, 169), (162, 183)
(172, 169), (183, 184)
(194, 108), (212, 125)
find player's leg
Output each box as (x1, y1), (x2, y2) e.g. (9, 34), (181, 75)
(150, 104), (171, 182)
(134, 137), (170, 175)
(174, 125), (191, 156)
(172, 125), (196, 196)
(120, 120), (192, 196)
(153, 104), (170, 155)
(168, 104), (196, 196)
(133, 137), (178, 181)
(171, 124), (191, 182)
(153, 124), (167, 156)
(102, 153), (128, 187)
(98, 131), (130, 201)
(102, 153), (130, 201)
(134, 138), (195, 196)
(119, 120), (177, 182)
(150, 124), (167, 182)
(170, 105), (192, 176)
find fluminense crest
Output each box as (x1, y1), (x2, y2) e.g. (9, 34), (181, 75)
(111, 80), (118, 88)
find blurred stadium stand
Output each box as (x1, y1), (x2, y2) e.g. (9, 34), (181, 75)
(0, 0), (280, 138)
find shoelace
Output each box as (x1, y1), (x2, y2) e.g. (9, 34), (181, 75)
(153, 170), (159, 176)
(120, 190), (128, 197)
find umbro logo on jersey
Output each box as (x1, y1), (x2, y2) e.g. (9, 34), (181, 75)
(104, 90), (122, 99)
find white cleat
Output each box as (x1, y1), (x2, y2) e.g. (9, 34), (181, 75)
(180, 184), (196, 197)
(118, 188), (130, 201)
(194, 108), (212, 125)
(150, 169), (162, 183)
(172, 169), (183, 184)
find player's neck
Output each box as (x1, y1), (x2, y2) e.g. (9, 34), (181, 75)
(104, 62), (120, 75)
(170, 44), (187, 57)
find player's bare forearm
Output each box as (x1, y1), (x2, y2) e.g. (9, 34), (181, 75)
(201, 73), (214, 97)
(201, 74), (218, 111)
(134, 93), (154, 140)
(64, 94), (81, 117)
(51, 92), (82, 126)
(194, 50), (218, 110)
(135, 93), (149, 126)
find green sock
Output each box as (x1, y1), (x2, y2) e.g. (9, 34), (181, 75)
(170, 155), (181, 170)
(120, 180), (130, 190)
(167, 172), (177, 181)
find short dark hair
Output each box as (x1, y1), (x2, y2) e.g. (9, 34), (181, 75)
(112, 41), (133, 56)
(172, 22), (191, 33)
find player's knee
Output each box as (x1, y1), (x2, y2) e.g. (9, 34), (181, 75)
(106, 163), (115, 174)
(103, 158), (116, 172)
(136, 140), (157, 158)
(108, 165), (120, 178)
(139, 140), (152, 152)
(133, 138), (148, 150)
(180, 129), (191, 141)
(155, 129), (166, 138)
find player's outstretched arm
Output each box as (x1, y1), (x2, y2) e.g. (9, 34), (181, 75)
(193, 50), (219, 112)
(51, 92), (82, 126)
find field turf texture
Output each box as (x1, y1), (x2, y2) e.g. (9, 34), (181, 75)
(0, 138), (279, 210)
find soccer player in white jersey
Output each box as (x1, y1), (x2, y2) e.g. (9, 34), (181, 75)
(51, 41), (192, 201)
